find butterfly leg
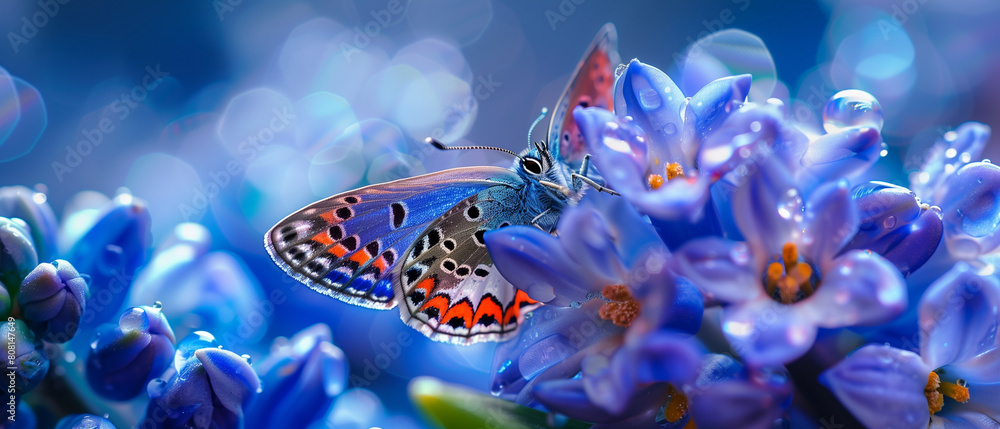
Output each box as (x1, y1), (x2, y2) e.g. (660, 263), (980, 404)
(531, 208), (552, 230)
(572, 173), (620, 196)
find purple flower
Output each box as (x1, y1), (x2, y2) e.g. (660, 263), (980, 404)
(1, 319), (48, 396)
(63, 193), (152, 329)
(0, 217), (38, 309)
(245, 324), (347, 429)
(18, 259), (88, 343)
(821, 262), (1000, 428)
(86, 304), (176, 400)
(0, 186), (57, 262)
(55, 414), (117, 429)
(909, 122), (1000, 260)
(673, 158), (907, 365)
(485, 192), (704, 424)
(142, 331), (260, 429)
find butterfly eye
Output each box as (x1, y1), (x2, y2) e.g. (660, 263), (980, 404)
(522, 157), (544, 175)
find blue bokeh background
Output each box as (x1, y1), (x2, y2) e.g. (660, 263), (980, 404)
(1, 0), (998, 425)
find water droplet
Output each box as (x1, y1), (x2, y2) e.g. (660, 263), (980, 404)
(946, 148), (958, 159)
(880, 142), (889, 157)
(961, 152), (973, 164)
(945, 131), (958, 141)
(777, 189), (803, 219)
(638, 88), (662, 109)
(822, 90), (884, 133)
(883, 216), (896, 229)
(662, 122), (677, 135)
(614, 64), (627, 78)
(152, 301), (162, 309)
(750, 121), (761, 132)
(242, 354), (252, 364)
(957, 378), (967, 387)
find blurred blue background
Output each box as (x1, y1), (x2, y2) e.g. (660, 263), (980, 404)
(1, 0), (998, 423)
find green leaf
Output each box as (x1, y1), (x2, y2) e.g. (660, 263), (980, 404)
(409, 376), (592, 429)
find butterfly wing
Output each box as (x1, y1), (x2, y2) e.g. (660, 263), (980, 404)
(396, 190), (540, 345)
(547, 23), (620, 165)
(265, 166), (521, 310)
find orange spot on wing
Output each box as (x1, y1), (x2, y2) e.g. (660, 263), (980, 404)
(320, 211), (334, 222)
(441, 300), (474, 329)
(472, 297), (503, 327)
(372, 256), (389, 274)
(312, 232), (334, 246)
(503, 290), (538, 326)
(328, 244), (348, 258)
(419, 295), (450, 321)
(415, 277), (435, 296)
(349, 250), (371, 265)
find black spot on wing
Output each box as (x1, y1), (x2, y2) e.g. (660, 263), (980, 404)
(329, 225), (344, 241)
(336, 207), (353, 220)
(391, 202), (406, 229)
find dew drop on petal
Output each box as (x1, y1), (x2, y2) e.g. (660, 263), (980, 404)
(662, 122), (677, 135)
(638, 88), (662, 109)
(822, 89), (884, 133)
(882, 216), (896, 229)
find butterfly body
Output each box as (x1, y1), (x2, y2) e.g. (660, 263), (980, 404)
(266, 24), (619, 345)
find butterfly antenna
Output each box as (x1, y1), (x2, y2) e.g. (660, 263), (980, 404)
(425, 137), (520, 158)
(527, 107), (549, 146)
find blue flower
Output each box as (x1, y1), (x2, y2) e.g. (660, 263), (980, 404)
(0, 186), (57, 262)
(86, 304), (176, 400)
(673, 158), (907, 365)
(18, 259), (88, 343)
(909, 122), (1000, 260)
(1, 319), (49, 396)
(842, 182), (943, 277)
(0, 217), (38, 308)
(485, 192), (704, 424)
(245, 323), (347, 429)
(142, 331), (260, 429)
(55, 414), (117, 429)
(127, 223), (268, 343)
(821, 262), (1000, 428)
(63, 193), (152, 329)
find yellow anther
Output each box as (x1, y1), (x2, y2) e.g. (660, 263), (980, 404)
(766, 262), (783, 296)
(599, 285), (641, 327)
(648, 174), (664, 190)
(926, 372), (970, 415)
(666, 163), (685, 181)
(768, 242), (816, 304)
(782, 242), (798, 269)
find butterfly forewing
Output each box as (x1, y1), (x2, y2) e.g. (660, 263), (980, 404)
(265, 167), (521, 310)
(548, 22), (620, 165)
(396, 192), (540, 345)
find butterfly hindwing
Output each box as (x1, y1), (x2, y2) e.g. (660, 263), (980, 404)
(396, 192), (540, 345)
(265, 166), (522, 310)
(548, 22), (620, 165)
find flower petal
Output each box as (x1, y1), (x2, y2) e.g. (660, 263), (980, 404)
(575, 107), (648, 196)
(672, 237), (761, 304)
(820, 344), (930, 429)
(801, 179), (858, 268)
(844, 182), (943, 276)
(722, 299), (817, 365)
(485, 226), (609, 305)
(913, 122), (991, 202)
(613, 59), (690, 169)
(805, 250), (907, 328)
(731, 158), (803, 260)
(939, 161), (1000, 259)
(800, 126), (882, 183)
(919, 262), (1000, 370)
(689, 74), (751, 139)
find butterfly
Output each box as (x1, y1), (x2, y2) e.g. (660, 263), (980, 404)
(265, 23), (620, 345)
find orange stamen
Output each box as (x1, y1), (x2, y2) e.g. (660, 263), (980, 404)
(925, 372), (970, 415)
(648, 174), (664, 190)
(666, 163), (685, 181)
